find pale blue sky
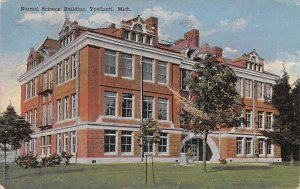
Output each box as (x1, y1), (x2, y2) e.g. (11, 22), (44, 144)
(0, 0), (300, 113)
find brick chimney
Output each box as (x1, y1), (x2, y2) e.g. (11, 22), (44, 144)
(145, 17), (158, 45)
(184, 29), (199, 48)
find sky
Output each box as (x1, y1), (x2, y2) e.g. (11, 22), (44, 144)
(0, 0), (300, 114)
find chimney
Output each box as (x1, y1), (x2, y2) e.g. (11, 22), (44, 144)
(213, 46), (223, 58)
(184, 29), (199, 48)
(145, 17), (158, 45)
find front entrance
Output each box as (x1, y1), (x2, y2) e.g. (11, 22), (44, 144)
(183, 138), (213, 161)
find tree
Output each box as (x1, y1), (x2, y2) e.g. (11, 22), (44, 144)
(263, 72), (300, 165)
(0, 104), (31, 177)
(180, 54), (243, 173)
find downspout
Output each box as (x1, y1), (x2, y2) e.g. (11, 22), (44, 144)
(252, 79), (256, 158)
(75, 45), (80, 163)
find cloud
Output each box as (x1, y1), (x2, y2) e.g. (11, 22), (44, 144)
(265, 50), (300, 85)
(0, 0), (7, 8)
(223, 47), (239, 57)
(203, 18), (248, 37)
(296, 0), (300, 5)
(0, 52), (27, 114)
(141, 6), (200, 40)
(17, 11), (66, 27)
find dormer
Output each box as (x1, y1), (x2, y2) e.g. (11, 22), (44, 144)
(121, 15), (157, 46)
(58, 18), (79, 49)
(245, 49), (264, 72)
(26, 48), (43, 71)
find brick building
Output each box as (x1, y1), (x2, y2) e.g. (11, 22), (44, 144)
(18, 15), (281, 163)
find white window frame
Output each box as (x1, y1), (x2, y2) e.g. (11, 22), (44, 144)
(245, 138), (253, 156)
(180, 69), (192, 91)
(142, 57), (154, 83)
(71, 93), (77, 118)
(29, 110), (32, 127)
(30, 80), (33, 98)
(41, 136), (46, 156)
(64, 96), (69, 120)
(57, 99), (62, 122)
(33, 138), (37, 156)
(104, 49), (118, 77)
(266, 83), (272, 101)
(266, 112), (273, 129)
(258, 111), (264, 130)
(257, 81), (264, 100)
(64, 59), (69, 82)
(158, 98), (169, 121)
(258, 139), (265, 156)
(25, 83), (29, 99)
(245, 79), (252, 98)
(122, 53), (134, 79)
(158, 133), (169, 154)
(48, 102), (52, 125)
(236, 137), (244, 156)
(57, 63), (63, 85)
(71, 53), (78, 78)
(122, 93), (134, 118)
(121, 130), (133, 155)
(42, 104), (46, 126)
(33, 108), (37, 128)
(46, 135), (51, 156)
(71, 131), (77, 155)
(63, 132), (69, 153)
(143, 96), (154, 119)
(104, 92), (117, 117)
(57, 133), (62, 154)
(246, 110), (252, 128)
(104, 130), (118, 155)
(34, 77), (38, 96)
(267, 139), (274, 156)
(158, 61), (168, 85)
(235, 77), (242, 96)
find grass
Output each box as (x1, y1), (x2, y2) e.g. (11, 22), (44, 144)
(0, 162), (299, 189)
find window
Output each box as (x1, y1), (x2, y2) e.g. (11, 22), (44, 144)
(57, 99), (62, 121)
(258, 111), (264, 129)
(64, 96), (69, 120)
(33, 138), (37, 156)
(71, 131), (77, 154)
(235, 78), (242, 96)
(138, 34), (144, 43)
(181, 69), (192, 90)
(245, 138), (252, 155)
(131, 32), (136, 41)
(159, 133), (168, 153)
(29, 110), (32, 127)
(104, 92), (117, 116)
(43, 73), (47, 90)
(42, 104), (46, 126)
(34, 77), (38, 96)
(25, 83), (29, 99)
(121, 131), (132, 153)
(63, 133), (69, 153)
(49, 69), (53, 86)
(246, 110), (252, 128)
(57, 134), (62, 154)
(30, 80), (33, 98)
(33, 108), (37, 128)
(64, 59), (69, 81)
(48, 103), (52, 125)
(24, 112), (28, 122)
(71, 53), (78, 78)
(258, 139), (265, 155)
(257, 82), (263, 99)
(143, 96), (154, 119)
(133, 24), (143, 32)
(41, 136), (46, 156)
(245, 79), (252, 98)
(46, 135), (51, 155)
(124, 30), (130, 40)
(146, 36), (152, 45)
(104, 50), (117, 76)
(142, 57), (154, 82)
(266, 112), (273, 129)
(104, 130), (117, 153)
(266, 83), (272, 100)
(71, 94), (77, 118)
(251, 56), (256, 63)
(267, 139), (273, 155)
(236, 137), (243, 155)
(144, 141), (153, 153)
(236, 112), (243, 128)
(158, 98), (168, 120)
(57, 63), (62, 84)
(158, 61), (167, 84)
(122, 53), (133, 78)
(122, 94), (133, 117)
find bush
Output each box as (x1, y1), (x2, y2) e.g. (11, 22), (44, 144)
(41, 153), (62, 167)
(15, 154), (39, 168)
(61, 151), (73, 165)
(219, 158), (227, 164)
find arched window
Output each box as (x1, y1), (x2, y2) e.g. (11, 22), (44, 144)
(133, 24), (143, 32)
(64, 26), (69, 34)
(251, 56), (256, 63)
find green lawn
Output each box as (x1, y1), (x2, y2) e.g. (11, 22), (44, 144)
(0, 162), (299, 189)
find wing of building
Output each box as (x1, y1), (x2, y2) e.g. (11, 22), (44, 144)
(18, 15), (281, 163)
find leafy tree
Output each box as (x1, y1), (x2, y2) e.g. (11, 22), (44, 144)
(181, 54), (243, 173)
(0, 104), (31, 176)
(263, 72), (300, 165)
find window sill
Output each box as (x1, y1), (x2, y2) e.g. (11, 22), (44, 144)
(143, 80), (155, 84)
(236, 154), (244, 157)
(122, 76), (134, 80)
(104, 152), (118, 156)
(57, 77), (76, 87)
(104, 73), (118, 78)
(24, 95), (38, 102)
(158, 82), (168, 86)
(246, 154), (253, 157)
(267, 154), (274, 157)
(121, 152), (134, 156)
(56, 118), (76, 124)
(158, 152), (169, 156)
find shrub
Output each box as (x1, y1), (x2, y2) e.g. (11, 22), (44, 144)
(15, 154), (39, 168)
(219, 158), (227, 164)
(41, 153), (62, 167)
(61, 151), (73, 165)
